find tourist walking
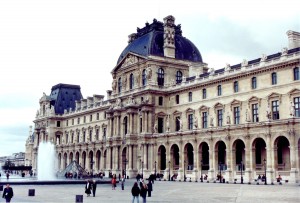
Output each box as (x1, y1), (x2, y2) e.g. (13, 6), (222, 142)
(92, 180), (97, 197)
(111, 174), (117, 190)
(131, 182), (140, 203)
(121, 175), (125, 190)
(140, 180), (148, 203)
(2, 184), (13, 203)
(147, 179), (152, 197)
(85, 180), (92, 197)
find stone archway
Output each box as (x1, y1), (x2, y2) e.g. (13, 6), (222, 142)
(232, 139), (245, 172)
(184, 143), (194, 170)
(274, 136), (290, 172)
(252, 138), (266, 173)
(199, 142), (209, 171)
(82, 151), (86, 169)
(215, 141), (226, 171)
(158, 145), (166, 170)
(63, 153), (67, 169)
(69, 152), (73, 164)
(170, 144), (180, 171)
(75, 152), (79, 164)
(96, 150), (101, 172)
(122, 147), (127, 176)
(103, 150), (107, 170)
(88, 150), (94, 174)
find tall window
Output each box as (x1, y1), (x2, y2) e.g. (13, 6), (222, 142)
(188, 114), (193, 130)
(217, 85), (222, 96)
(176, 71), (182, 84)
(72, 119), (74, 125)
(271, 72), (277, 85)
(217, 109), (223, 127)
(96, 113), (99, 120)
(71, 133), (74, 143)
(251, 77), (257, 89)
(130, 73), (134, 90)
(89, 130), (92, 141)
(158, 117), (164, 133)
(294, 67), (299, 80)
(96, 129), (99, 140)
(66, 120), (68, 127)
(188, 92), (192, 102)
(118, 77), (122, 93)
(202, 89), (207, 99)
(157, 68), (164, 86)
(83, 116), (86, 123)
(202, 112), (208, 128)
(90, 115), (92, 122)
(158, 96), (163, 106)
(175, 116), (180, 131)
(66, 134), (68, 143)
(294, 97), (300, 117)
(124, 117), (128, 135)
(176, 95), (180, 104)
(77, 132), (80, 143)
(103, 128), (106, 137)
(252, 103), (259, 122)
(272, 100), (280, 120)
(234, 107), (240, 124)
(142, 69), (147, 86)
(140, 118), (143, 133)
(77, 117), (80, 124)
(233, 81), (239, 93)
(83, 131), (86, 142)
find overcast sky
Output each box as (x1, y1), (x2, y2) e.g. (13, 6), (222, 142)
(0, 0), (299, 157)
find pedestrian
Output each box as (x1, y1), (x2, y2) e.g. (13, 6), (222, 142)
(119, 173), (121, 181)
(121, 175), (125, 190)
(92, 180), (97, 197)
(85, 180), (92, 197)
(131, 182), (140, 203)
(2, 184), (13, 203)
(111, 174), (117, 190)
(6, 173), (9, 180)
(147, 179), (152, 197)
(140, 180), (148, 203)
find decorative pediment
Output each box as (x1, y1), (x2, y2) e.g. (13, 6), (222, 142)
(267, 92), (282, 103)
(94, 125), (100, 130)
(199, 105), (209, 112)
(81, 127), (86, 132)
(230, 99), (242, 111)
(185, 108), (195, 118)
(156, 111), (167, 117)
(172, 110), (182, 116)
(288, 88), (300, 99)
(88, 126), (93, 130)
(112, 52), (147, 73)
(247, 96), (262, 107)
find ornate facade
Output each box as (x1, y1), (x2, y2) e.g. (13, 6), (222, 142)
(25, 15), (300, 183)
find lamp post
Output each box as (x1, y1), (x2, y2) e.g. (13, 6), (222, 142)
(200, 160), (203, 182)
(240, 160), (243, 184)
(264, 158), (267, 185)
(184, 160), (186, 182)
(154, 161), (157, 180)
(219, 162), (222, 183)
(168, 160), (171, 181)
(124, 158), (128, 179)
(141, 161), (144, 179)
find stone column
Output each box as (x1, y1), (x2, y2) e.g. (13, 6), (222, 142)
(266, 134), (275, 183)
(208, 140), (215, 180)
(244, 137), (252, 183)
(289, 138), (298, 183)
(225, 142), (233, 182)
(193, 142), (199, 181)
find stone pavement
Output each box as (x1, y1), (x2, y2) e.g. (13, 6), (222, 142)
(0, 179), (299, 203)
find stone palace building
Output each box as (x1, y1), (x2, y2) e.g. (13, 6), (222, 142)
(25, 15), (300, 183)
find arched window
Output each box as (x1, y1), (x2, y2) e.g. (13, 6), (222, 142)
(251, 77), (257, 89)
(118, 77), (122, 93)
(142, 69), (147, 86)
(157, 68), (164, 86)
(176, 71), (182, 84)
(294, 67), (299, 80)
(271, 72), (277, 85)
(129, 73), (134, 90)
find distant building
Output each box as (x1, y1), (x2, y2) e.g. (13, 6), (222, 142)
(0, 152), (25, 168)
(25, 15), (300, 183)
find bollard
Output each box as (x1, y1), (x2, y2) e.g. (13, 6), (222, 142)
(75, 195), (83, 203)
(28, 189), (35, 196)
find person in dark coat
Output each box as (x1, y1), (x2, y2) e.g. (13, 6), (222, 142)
(147, 179), (152, 197)
(92, 180), (97, 197)
(131, 182), (140, 203)
(140, 181), (148, 203)
(85, 180), (92, 197)
(2, 184), (13, 203)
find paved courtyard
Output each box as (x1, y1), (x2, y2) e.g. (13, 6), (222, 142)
(1, 179), (299, 203)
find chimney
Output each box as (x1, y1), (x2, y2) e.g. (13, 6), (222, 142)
(287, 30), (300, 49)
(163, 15), (176, 58)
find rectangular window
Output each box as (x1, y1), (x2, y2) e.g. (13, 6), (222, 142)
(217, 85), (222, 96)
(234, 107), (240, 124)
(159, 96), (163, 106)
(294, 67), (299, 81)
(77, 133), (80, 143)
(175, 116), (180, 131)
(188, 114), (193, 130)
(96, 129), (99, 140)
(252, 77), (257, 89)
(57, 121), (61, 127)
(140, 118), (143, 133)
(202, 89), (207, 99)
(84, 116), (86, 123)
(103, 128), (106, 137)
(202, 112), (207, 129)
(89, 130), (92, 141)
(77, 117), (80, 124)
(97, 113), (99, 120)
(71, 133), (74, 143)
(234, 81), (239, 93)
(272, 100), (280, 120)
(217, 110), (223, 127)
(104, 112), (106, 119)
(72, 119), (74, 125)
(176, 95), (180, 104)
(90, 115), (92, 122)
(272, 72), (277, 85)
(158, 117), (164, 133)
(83, 131), (86, 142)
(188, 92), (192, 102)
(252, 103), (259, 122)
(66, 134), (68, 143)
(66, 120), (69, 127)
(294, 97), (300, 117)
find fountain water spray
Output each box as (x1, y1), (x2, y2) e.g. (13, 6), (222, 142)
(37, 142), (56, 180)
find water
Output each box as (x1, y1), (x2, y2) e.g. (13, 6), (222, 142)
(37, 142), (56, 180)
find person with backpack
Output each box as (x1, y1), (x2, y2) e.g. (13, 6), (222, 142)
(131, 182), (140, 203)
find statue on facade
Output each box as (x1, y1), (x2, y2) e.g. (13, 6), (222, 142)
(266, 104), (271, 120)
(290, 101), (295, 117)
(153, 123), (158, 133)
(36, 110), (39, 118)
(225, 63), (231, 71)
(135, 71), (141, 86)
(116, 98), (121, 107)
(177, 117), (183, 131)
(245, 109), (251, 122)
(166, 115), (170, 132)
(210, 115), (214, 127)
(112, 79), (117, 91)
(56, 137), (59, 145)
(194, 116), (198, 129)
(242, 59), (248, 67)
(123, 76), (127, 89)
(226, 112), (231, 125)
(146, 66), (152, 80)
(282, 47), (288, 55)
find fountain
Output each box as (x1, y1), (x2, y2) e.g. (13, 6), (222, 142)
(37, 142), (56, 180)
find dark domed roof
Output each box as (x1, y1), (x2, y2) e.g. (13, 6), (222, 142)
(117, 19), (202, 64)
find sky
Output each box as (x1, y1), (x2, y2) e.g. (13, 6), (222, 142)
(0, 0), (299, 157)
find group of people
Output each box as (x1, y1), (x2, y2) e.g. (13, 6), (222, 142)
(84, 180), (97, 197)
(131, 178), (153, 203)
(257, 174), (266, 181)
